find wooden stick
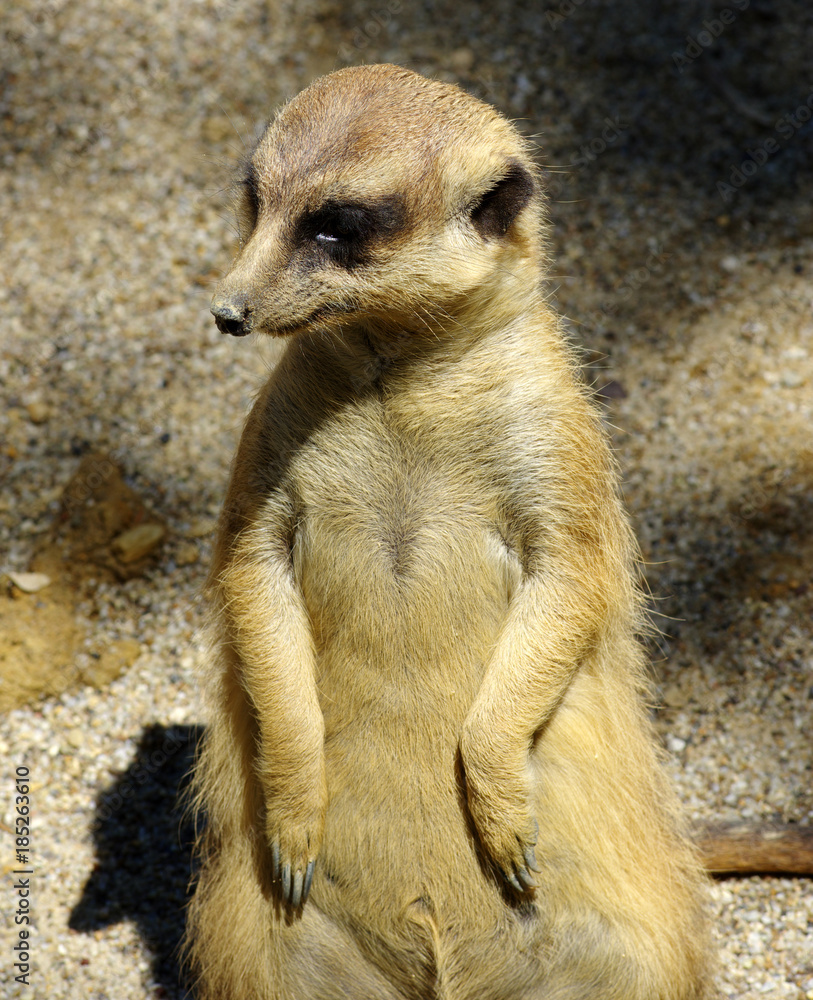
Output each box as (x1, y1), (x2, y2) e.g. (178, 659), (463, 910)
(694, 823), (813, 877)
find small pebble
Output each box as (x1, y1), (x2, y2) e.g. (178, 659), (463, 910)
(111, 523), (166, 563)
(26, 399), (50, 424)
(174, 541), (199, 566)
(6, 571), (52, 593)
(449, 47), (475, 72)
(66, 728), (85, 749)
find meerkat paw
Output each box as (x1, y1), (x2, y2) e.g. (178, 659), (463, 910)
(460, 739), (540, 892)
(469, 785), (539, 892)
(265, 790), (326, 909)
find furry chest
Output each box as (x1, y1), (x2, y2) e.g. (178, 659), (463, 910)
(290, 448), (521, 648)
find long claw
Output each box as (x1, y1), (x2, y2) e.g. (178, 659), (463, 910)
(303, 859), (315, 902)
(281, 863), (291, 902)
(517, 865), (537, 889)
(291, 868), (304, 908)
(505, 871), (523, 892)
(271, 841), (281, 881)
(523, 843), (539, 874)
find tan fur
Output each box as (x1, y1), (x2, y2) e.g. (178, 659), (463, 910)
(185, 64), (713, 999)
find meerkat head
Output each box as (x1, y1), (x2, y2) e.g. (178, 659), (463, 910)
(211, 64), (545, 342)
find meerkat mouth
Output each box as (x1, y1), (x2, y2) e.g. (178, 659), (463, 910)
(213, 302), (352, 338)
(263, 303), (357, 337)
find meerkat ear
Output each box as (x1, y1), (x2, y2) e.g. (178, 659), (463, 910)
(470, 160), (535, 240)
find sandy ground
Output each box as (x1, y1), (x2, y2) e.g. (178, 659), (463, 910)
(0, 0), (811, 997)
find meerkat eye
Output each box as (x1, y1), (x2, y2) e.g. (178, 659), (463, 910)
(306, 203), (375, 260)
(301, 197), (407, 267)
(314, 214), (355, 245)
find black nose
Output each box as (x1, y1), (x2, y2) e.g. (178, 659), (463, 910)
(211, 296), (251, 337)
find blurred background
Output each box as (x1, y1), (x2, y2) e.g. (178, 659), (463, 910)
(1, 1), (811, 997)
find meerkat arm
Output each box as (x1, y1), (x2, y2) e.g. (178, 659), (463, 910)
(460, 526), (614, 891)
(219, 513), (326, 908)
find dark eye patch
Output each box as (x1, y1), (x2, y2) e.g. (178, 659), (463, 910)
(298, 195), (407, 267)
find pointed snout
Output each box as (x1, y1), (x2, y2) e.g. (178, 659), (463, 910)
(211, 293), (252, 337)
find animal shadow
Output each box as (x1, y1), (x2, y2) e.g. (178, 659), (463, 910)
(69, 723), (204, 999)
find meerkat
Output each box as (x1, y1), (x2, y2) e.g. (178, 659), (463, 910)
(185, 64), (713, 999)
